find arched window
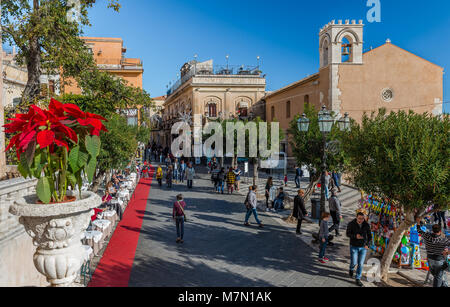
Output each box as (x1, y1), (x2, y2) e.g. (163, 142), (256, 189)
(322, 41), (329, 67)
(286, 101), (291, 118)
(207, 103), (217, 118)
(271, 106), (275, 121)
(341, 37), (352, 63)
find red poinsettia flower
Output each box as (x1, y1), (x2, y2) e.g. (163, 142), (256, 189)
(4, 102), (78, 159)
(61, 103), (108, 136)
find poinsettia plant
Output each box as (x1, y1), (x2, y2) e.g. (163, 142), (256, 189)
(3, 98), (108, 204)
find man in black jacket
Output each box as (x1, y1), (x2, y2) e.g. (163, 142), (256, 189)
(346, 212), (372, 287)
(293, 190), (308, 235)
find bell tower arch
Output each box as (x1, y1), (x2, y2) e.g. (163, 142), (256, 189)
(319, 19), (364, 68)
(318, 19), (364, 117)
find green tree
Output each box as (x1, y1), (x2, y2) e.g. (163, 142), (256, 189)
(203, 116), (284, 187)
(1, 0), (120, 102)
(60, 75), (153, 191)
(341, 109), (449, 281)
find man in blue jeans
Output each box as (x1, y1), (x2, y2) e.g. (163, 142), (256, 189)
(244, 186), (264, 228)
(346, 212), (372, 287)
(416, 218), (449, 287)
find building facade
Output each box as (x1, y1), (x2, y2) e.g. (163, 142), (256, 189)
(149, 95), (166, 145)
(63, 37), (145, 125)
(162, 59), (266, 148)
(265, 19), (444, 160)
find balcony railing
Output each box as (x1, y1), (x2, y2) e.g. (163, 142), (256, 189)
(166, 64), (262, 97)
(96, 58), (143, 70)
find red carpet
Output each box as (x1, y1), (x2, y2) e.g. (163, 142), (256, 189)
(89, 167), (154, 287)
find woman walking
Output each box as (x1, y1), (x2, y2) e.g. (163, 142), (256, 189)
(172, 194), (187, 244)
(186, 163), (196, 189)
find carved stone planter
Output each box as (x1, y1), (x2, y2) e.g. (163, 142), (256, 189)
(9, 191), (101, 287)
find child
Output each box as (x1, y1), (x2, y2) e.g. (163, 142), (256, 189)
(156, 165), (163, 187)
(284, 174), (288, 187)
(318, 212), (331, 263)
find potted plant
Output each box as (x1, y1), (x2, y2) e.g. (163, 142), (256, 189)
(4, 98), (108, 287)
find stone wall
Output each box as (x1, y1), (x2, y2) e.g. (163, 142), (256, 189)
(0, 178), (48, 287)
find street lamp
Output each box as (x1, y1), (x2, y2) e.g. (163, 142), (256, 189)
(338, 112), (351, 131)
(297, 106), (351, 216)
(297, 113), (310, 132)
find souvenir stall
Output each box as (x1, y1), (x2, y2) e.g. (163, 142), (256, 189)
(359, 194), (431, 271)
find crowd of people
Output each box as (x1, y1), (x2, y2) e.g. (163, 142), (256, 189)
(142, 147), (448, 287)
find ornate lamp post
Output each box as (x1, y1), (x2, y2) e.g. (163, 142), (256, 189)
(297, 106), (351, 215)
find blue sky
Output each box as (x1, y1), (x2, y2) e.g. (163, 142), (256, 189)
(49, 1), (450, 112)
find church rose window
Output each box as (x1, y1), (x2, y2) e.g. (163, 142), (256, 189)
(381, 88), (394, 102)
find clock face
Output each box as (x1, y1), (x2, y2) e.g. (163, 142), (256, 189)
(381, 88), (394, 102)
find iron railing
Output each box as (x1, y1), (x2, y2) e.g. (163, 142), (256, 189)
(167, 64), (262, 97)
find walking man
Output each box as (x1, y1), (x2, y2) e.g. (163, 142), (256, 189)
(346, 212), (372, 287)
(295, 165), (303, 188)
(328, 189), (342, 236)
(244, 185), (264, 228)
(173, 194), (187, 244)
(416, 218), (449, 287)
(293, 189), (308, 235)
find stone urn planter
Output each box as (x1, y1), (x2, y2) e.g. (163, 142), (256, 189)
(9, 191), (101, 287)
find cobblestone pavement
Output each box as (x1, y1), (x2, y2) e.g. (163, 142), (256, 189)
(127, 168), (358, 287)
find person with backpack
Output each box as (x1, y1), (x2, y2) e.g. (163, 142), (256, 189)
(172, 194), (187, 244)
(156, 165), (163, 187)
(244, 185), (263, 228)
(346, 212), (373, 287)
(216, 167), (225, 194)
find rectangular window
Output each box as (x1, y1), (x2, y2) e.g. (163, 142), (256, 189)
(271, 106), (275, 121)
(286, 101), (291, 118)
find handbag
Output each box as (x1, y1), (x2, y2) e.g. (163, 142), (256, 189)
(176, 201), (187, 222)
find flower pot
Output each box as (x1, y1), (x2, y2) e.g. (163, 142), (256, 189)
(9, 191), (101, 287)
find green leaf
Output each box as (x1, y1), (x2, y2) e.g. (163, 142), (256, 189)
(85, 157), (97, 183)
(36, 177), (51, 204)
(78, 149), (89, 167)
(69, 146), (80, 172)
(85, 135), (101, 158)
(67, 173), (77, 188)
(18, 153), (31, 178)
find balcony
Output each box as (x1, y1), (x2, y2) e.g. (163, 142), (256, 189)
(166, 64), (263, 97)
(96, 58), (143, 70)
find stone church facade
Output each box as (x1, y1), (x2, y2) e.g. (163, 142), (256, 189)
(265, 19), (444, 157)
